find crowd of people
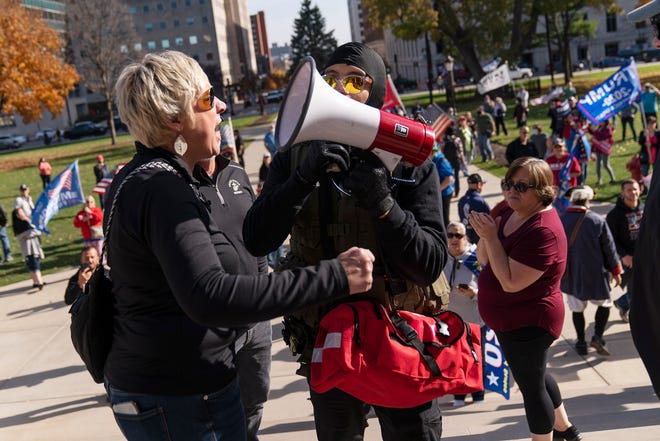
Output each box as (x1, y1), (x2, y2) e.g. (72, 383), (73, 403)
(4, 2), (660, 436)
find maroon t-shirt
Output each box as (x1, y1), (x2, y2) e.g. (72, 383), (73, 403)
(477, 206), (567, 339)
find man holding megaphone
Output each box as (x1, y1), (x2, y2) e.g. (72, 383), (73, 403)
(244, 42), (447, 441)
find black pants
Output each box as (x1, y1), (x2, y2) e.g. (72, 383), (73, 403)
(496, 327), (563, 435)
(309, 386), (442, 441)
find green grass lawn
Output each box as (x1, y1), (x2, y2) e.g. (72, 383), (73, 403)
(0, 113), (269, 288)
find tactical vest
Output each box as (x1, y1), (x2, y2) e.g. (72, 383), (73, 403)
(279, 142), (450, 375)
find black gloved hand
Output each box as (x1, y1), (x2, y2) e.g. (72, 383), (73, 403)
(342, 151), (395, 218)
(296, 143), (350, 185)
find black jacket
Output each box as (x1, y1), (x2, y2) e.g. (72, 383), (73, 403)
(65, 269), (84, 305)
(103, 144), (349, 395)
(243, 146), (447, 287)
(505, 138), (540, 165)
(606, 196), (644, 259)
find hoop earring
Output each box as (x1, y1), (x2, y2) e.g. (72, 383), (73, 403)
(174, 135), (188, 156)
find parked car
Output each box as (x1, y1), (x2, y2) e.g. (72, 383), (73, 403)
(63, 121), (107, 140)
(34, 128), (56, 140)
(10, 134), (27, 146)
(508, 64), (533, 80)
(264, 89), (284, 103)
(113, 116), (128, 132)
(393, 77), (417, 91)
(482, 58), (502, 73)
(597, 57), (628, 68)
(0, 135), (19, 150)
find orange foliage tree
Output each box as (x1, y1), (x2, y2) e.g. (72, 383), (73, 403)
(0, 0), (79, 123)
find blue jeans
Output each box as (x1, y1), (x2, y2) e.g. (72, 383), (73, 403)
(107, 379), (246, 441)
(234, 321), (272, 441)
(477, 134), (493, 162)
(0, 226), (11, 262)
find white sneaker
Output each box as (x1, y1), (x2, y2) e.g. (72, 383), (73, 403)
(452, 399), (465, 408)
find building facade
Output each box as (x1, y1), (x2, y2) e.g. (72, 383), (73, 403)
(251, 11), (271, 75)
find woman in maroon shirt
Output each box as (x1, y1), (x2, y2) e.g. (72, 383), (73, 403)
(469, 157), (581, 441)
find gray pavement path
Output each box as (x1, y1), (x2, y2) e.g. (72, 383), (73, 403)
(0, 128), (658, 440)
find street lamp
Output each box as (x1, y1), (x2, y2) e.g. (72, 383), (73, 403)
(443, 56), (456, 110)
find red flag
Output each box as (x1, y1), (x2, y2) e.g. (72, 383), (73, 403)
(381, 74), (406, 114)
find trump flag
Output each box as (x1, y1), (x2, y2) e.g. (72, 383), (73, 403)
(577, 58), (642, 125)
(32, 160), (85, 234)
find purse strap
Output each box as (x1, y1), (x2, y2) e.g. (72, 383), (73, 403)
(102, 161), (183, 260)
(567, 210), (588, 248)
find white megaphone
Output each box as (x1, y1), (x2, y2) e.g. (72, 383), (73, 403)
(275, 57), (436, 171)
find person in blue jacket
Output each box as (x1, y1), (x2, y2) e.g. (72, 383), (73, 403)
(433, 145), (454, 227)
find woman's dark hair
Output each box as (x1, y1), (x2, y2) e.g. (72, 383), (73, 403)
(505, 157), (556, 206)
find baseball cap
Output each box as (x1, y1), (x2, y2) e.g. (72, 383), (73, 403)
(263, 152), (271, 158)
(467, 173), (485, 184)
(565, 185), (594, 202)
(97, 155), (104, 162)
(628, 0), (660, 21)
(19, 184), (28, 191)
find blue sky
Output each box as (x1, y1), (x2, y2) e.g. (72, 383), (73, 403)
(248, 0), (352, 47)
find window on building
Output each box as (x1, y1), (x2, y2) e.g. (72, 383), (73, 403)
(187, 17), (195, 25)
(157, 3), (164, 11)
(129, 6), (136, 14)
(206, 52), (213, 61)
(162, 39), (170, 48)
(577, 46), (588, 60)
(604, 42), (619, 56)
(171, 2), (177, 9)
(143, 5), (149, 12)
(160, 22), (166, 29)
(120, 44), (128, 53)
(606, 13), (617, 32)
(201, 16), (208, 23)
(134, 43), (143, 51)
(185, 0), (191, 6)
(635, 21), (647, 29)
(189, 35), (198, 45)
(203, 34), (212, 42)
(174, 19), (180, 27)
(175, 37), (184, 46)
(199, 0), (205, 4)
(145, 23), (153, 31)
(148, 41), (157, 50)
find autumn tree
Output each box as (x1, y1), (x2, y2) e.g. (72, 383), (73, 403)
(289, 0), (338, 75)
(66, 0), (139, 144)
(0, 0), (79, 123)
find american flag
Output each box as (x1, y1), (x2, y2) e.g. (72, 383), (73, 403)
(47, 169), (72, 199)
(421, 103), (454, 141)
(31, 161), (85, 234)
(92, 163), (126, 195)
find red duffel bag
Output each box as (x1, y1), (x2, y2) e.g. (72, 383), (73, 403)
(310, 299), (482, 408)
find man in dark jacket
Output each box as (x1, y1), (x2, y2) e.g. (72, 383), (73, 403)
(195, 155), (270, 441)
(243, 42), (447, 441)
(626, 0), (660, 398)
(606, 179), (643, 323)
(64, 246), (100, 305)
(457, 173), (491, 244)
(505, 125), (538, 165)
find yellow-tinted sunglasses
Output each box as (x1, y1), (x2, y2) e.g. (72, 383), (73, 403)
(322, 74), (371, 94)
(198, 87), (215, 111)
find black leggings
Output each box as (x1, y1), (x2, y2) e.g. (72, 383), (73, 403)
(496, 327), (562, 434)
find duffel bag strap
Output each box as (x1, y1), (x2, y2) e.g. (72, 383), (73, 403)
(389, 312), (442, 377)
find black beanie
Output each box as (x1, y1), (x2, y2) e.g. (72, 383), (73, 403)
(323, 42), (386, 109)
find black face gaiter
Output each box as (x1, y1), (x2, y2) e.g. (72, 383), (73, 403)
(323, 42), (386, 109)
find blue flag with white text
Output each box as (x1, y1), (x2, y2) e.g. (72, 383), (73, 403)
(32, 161), (85, 234)
(483, 328), (512, 399)
(577, 59), (642, 125)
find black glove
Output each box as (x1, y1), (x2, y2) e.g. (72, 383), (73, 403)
(296, 143), (350, 185)
(342, 151), (395, 218)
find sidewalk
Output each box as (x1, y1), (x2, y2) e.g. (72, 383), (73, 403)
(0, 136), (658, 440)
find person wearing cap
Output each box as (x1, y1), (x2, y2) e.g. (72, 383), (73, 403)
(244, 42), (446, 441)
(458, 173), (491, 244)
(13, 184), (45, 289)
(93, 155), (109, 209)
(560, 185), (622, 357)
(505, 125), (539, 166)
(641, 82), (660, 119)
(626, 0), (660, 398)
